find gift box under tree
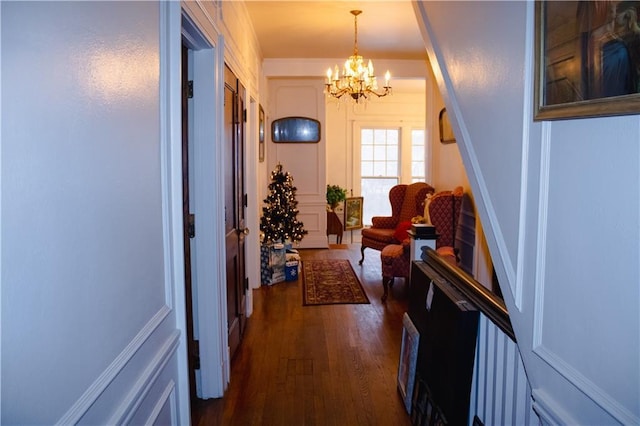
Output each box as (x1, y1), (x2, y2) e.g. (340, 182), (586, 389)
(285, 260), (299, 281)
(269, 243), (286, 285)
(260, 242), (287, 285)
(260, 244), (271, 285)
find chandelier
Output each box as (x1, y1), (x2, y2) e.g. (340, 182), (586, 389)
(325, 10), (391, 104)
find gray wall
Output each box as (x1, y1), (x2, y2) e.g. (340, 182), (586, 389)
(416, 1), (639, 424)
(1, 2), (188, 423)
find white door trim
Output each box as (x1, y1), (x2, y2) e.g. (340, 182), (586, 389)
(181, 5), (229, 398)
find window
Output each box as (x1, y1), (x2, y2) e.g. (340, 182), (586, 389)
(359, 126), (426, 225)
(360, 128), (399, 225)
(411, 129), (425, 182)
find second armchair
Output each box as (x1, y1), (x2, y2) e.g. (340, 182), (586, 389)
(359, 182), (435, 265)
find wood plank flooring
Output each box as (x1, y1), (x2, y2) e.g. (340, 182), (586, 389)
(191, 244), (412, 425)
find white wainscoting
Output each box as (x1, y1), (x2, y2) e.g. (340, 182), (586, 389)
(56, 307), (181, 425)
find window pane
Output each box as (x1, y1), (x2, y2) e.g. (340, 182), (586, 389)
(388, 131), (399, 145)
(361, 162), (374, 176)
(387, 146), (398, 161)
(374, 129), (386, 141)
(412, 145), (424, 158)
(361, 145), (374, 161)
(373, 162), (386, 176)
(362, 129), (374, 143)
(373, 146), (386, 160)
(361, 177), (399, 225)
(412, 162), (424, 177)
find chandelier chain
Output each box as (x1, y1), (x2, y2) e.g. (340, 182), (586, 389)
(352, 10), (359, 57)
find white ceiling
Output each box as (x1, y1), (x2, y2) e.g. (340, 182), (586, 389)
(244, 1), (428, 60)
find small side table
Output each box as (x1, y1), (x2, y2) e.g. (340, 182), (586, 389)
(408, 230), (437, 262)
(326, 211), (343, 244)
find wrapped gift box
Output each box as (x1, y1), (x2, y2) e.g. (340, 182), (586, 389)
(285, 260), (299, 281)
(260, 243), (287, 285)
(260, 244), (271, 285)
(269, 243), (286, 285)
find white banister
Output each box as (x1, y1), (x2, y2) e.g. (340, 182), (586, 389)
(470, 314), (538, 426)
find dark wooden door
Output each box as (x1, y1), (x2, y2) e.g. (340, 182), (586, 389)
(181, 44), (198, 402)
(224, 65), (247, 361)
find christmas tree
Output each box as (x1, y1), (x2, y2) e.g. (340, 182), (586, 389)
(260, 163), (308, 244)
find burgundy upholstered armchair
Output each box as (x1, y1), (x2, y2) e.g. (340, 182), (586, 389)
(380, 186), (463, 301)
(428, 186), (464, 250)
(359, 182), (434, 265)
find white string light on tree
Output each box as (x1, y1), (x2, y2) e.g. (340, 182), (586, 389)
(260, 163), (308, 244)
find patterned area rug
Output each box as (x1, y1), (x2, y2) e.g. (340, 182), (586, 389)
(302, 259), (370, 305)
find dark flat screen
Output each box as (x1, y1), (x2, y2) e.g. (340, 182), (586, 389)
(271, 117), (320, 143)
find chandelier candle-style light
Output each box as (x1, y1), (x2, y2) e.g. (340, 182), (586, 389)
(325, 10), (391, 104)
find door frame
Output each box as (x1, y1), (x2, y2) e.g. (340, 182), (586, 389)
(181, 7), (230, 397)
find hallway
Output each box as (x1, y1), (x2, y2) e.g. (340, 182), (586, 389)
(192, 244), (412, 425)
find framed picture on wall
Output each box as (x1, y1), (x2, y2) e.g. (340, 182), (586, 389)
(534, 1), (640, 120)
(344, 197), (363, 230)
(258, 105), (265, 162)
(438, 108), (455, 144)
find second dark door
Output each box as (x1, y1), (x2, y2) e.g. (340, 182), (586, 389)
(224, 65), (247, 360)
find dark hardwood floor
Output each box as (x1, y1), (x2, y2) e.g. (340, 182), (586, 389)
(191, 244), (412, 425)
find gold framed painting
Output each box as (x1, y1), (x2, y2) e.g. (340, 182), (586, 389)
(344, 197), (363, 230)
(534, 1), (640, 120)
